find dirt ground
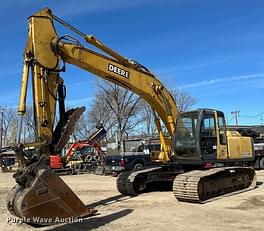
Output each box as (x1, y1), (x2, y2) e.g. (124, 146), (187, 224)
(0, 170), (264, 231)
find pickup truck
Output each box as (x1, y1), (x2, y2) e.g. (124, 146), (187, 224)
(234, 127), (264, 169)
(105, 151), (151, 174)
(253, 142), (264, 169)
(0, 151), (16, 172)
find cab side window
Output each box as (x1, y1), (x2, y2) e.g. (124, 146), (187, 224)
(217, 114), (227, 145)
(201, 113), (217, 156)
(201, 115), (216, 137)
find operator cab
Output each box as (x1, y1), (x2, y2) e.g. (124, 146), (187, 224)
(174, 109), (227, 165)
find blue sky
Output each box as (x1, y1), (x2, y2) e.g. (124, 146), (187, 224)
(0, 0), (264, 125)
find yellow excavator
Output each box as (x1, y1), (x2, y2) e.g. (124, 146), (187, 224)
(7, 8), (256, 225)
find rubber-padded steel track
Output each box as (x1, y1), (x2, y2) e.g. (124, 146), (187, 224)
(117, 171), (137, 195)
(117, 167), (163, 195)
(173, 167), (256, 203)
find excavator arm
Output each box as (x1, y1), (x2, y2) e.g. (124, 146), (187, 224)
(18, 8), (178, 162)
(57, 41), (178, 161)
(7, 8), (178, 224)
(7, 8), (257, 224)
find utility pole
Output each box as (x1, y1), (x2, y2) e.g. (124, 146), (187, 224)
(231, 110), (240, 126)
(0, 108), (4, 151)
(261, 115), (263, 126)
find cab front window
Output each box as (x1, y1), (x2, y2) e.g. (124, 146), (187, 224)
(175, 112), (198, 158)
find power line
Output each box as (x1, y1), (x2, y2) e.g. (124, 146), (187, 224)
(240, 112), (264, 118)
(227, 116), (235, 125)
(231, 111), (240, 126)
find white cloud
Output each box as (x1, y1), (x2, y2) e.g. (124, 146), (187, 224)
(179, 73), (264, 89)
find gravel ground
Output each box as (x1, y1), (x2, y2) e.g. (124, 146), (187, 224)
(0, 170), (264, 231)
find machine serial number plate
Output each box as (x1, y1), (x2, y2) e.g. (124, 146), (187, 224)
(242, 152), (251, 158)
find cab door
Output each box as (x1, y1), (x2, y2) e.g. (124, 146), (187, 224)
(200, 111), (217, 161)
(216, 112), (228, 160)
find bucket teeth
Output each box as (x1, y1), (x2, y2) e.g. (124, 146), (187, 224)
(7, 168), (96, 225)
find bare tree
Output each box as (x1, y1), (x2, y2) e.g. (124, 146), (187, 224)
(0, 107), (34, 146)
(71, 90), (115, 140)
(71, 111), (92, 140)
(1, 106), (38, 145)
(88, 90), (116, 138)
(74, 82), (197, 141)
(138, 88), (198, 136)
(94, 80), (142, 141)
(2, 108), (19, 145)
(139, 100), (157, 136)
(23, 106), (35, 142)
(171, 89), (198, 112)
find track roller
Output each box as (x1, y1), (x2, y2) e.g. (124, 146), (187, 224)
(173, 167), (256, 203)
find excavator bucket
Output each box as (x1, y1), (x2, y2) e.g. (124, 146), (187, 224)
(7, 168), (96, 225)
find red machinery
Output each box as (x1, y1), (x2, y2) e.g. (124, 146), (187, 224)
(50, 126), (106, 174)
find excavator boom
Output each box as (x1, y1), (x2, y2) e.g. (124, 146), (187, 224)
(7, 8), (256, 225)
(7, 8), (178, 225)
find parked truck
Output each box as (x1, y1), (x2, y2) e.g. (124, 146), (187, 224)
(0, 147), (16, 172)
(234, 127), (264, 169)
(105, 138), (160, 174)
(7, 8), (256, 225)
